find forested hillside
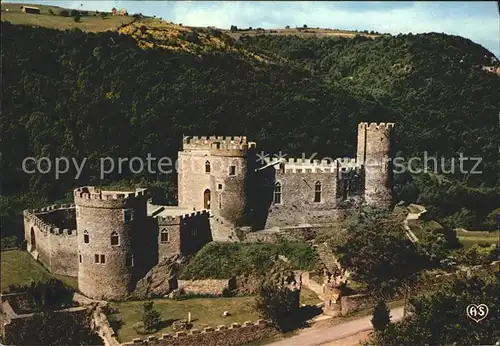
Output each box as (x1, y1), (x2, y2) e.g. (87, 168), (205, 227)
(1, 20), (499, 231)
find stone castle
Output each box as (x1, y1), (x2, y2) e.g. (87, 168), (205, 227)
(24, 122), (394, 300)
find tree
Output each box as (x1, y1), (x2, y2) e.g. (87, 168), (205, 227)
(370, 269), (499, 345)
(371, 300), (391, 331)
(255, 262), (301, 332)
(73, 13), (81, 22)
(330, 207), (427, 298)
(70, 9), (80, 17)
(141, 301), (161, 332)
(59, 10), (69, 17)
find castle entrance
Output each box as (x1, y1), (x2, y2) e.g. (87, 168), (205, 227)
(204, 189), (211, 209)
(30, 227), (36, 250)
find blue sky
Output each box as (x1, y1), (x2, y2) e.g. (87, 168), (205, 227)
(6, 1), (500, 57)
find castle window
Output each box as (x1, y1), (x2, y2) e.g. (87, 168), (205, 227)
(217, 183), (223, 191)
(205, 161), (211, 173)
(84, 230), (89, 244)
(79, 254), (82, 263)
(126, 254), (134, 267)
(191, 227), (197, 237)
(111, 231), (119, 246)
(314, 181), (322, 203)
(229, 165), (236, 176)
(218, 194), (222, 209)
(94, 254), (106, 264)
(124, 209), (134, 222)
(160, 229), (169, 243)
(94, 254), (99, 263)
(100, 254), (106, 264)
(273, 182), (282, 205)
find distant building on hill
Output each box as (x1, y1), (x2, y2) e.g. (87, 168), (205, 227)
(111, 7), (128, 16)
(21, 6), (40, 14)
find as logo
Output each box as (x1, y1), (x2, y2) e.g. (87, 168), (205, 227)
(466, 304), (489, 323)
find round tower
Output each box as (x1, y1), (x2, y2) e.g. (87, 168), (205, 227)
(209, 137), (254, 226)
(74, 186), (148, 300)
(357, 122), (394, 208)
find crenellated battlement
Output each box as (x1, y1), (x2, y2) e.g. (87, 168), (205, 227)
(24, 210), (77, 236)
(26, 203), (75, 215)
(74, 186), (148, 201)
(264, 156), (361, 174)
(358, 122), (395, 130)
(156, 209), (210, 225)
(182, 136), (256, 151)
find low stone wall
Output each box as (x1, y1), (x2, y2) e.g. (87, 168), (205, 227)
(1, 299), (89, 344)
(341, 294), (375, 316)
(297, 271), (324, 299)
(121, 319), (273, 346)
(177, 279), (230, 296)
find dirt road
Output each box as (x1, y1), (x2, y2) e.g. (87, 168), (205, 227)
(266, 306), (405, 346)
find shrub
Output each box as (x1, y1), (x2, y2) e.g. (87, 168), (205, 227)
(59, 10), (69, 17)
(371, 300), (391, 331)
(141, 301), (161, 332)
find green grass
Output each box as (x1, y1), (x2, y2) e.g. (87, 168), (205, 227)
(457, 230), (499, 249)
(300, 287), (322, 306)
(110, 296), (260, 342)
(0, 250), (77, 292)
(1, 3), (134, 32)
(180, 242), (319, 279)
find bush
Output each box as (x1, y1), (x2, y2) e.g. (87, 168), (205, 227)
(48, 9), (54, 15)
(255, 281), (300, 332)
(455, 244), (498, 265)
(1, 235), (18, 249)
(59, 10), (69, 17)
(141, 301), (161, 332)
(371, 300), (391, 331)
(8, 278), (74, 312)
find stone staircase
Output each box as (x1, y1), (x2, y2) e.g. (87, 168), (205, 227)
(209, 214), (238, 242)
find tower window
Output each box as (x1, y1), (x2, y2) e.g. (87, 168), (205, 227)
(94, 254), (106, 264)
(111, 231), (119, 246)
(314, 181), (322, 203)
(273, 182), (282, 205)
(126, 254), (134, 267)
(79, 253), (82, 263)
(191, 227), (197, 237)
(124, 209), (134, 222)
(205, 160), (211, 173)
(229, 165), (236, 176)
(84, 231), (89, 244)
(160, 229), (169, 243)
(217, 183), (223, 191)
(218, 194), (222, 209)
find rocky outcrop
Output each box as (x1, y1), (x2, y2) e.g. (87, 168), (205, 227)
(133, 256), (181, 299)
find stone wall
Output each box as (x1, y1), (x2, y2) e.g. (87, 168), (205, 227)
(177, 279), (230, 296)
(23, 205), (78, 277)
(1, 299), (89, 345)
(340, 294), (376, 316)
(297, 271), (324, 299)
(120, 319), (273, 346)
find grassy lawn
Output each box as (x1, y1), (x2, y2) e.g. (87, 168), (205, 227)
(1, 3), (134, 32)
(457, 230), (499, 249)
(0, 250), (77, 292)
(300, 287), (322, 306)
(110, 296), (260, 342)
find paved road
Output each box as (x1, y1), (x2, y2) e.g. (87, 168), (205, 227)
(266, 306), (405, 346)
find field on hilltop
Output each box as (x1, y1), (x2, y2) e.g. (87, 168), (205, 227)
(1, 2), (134, 32)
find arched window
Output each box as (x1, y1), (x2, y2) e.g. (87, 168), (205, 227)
(84, 230), (89, 244)
(273, 182), (282, 204)
(314, 181), (321, 202)
(160, 229), (169, 243)
(111, 231), (119, 246)
(205, 160), (211, 173)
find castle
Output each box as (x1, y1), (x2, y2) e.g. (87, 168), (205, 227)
(23, 122), (394, 300)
